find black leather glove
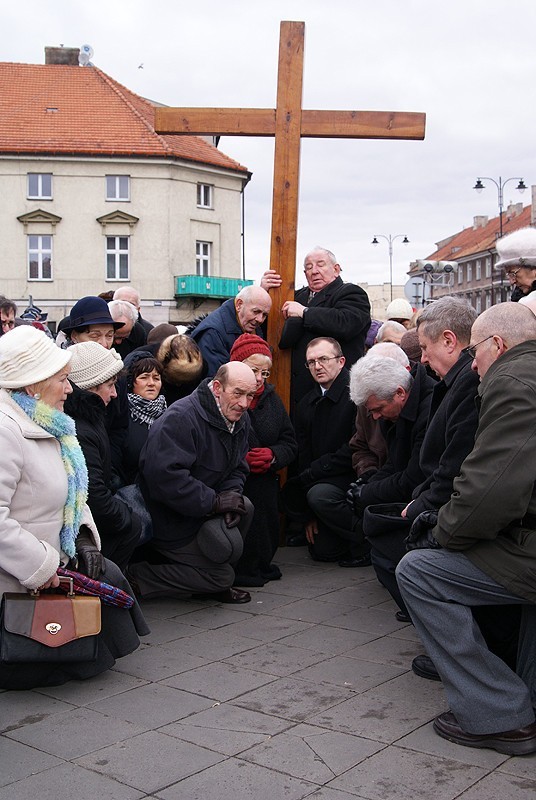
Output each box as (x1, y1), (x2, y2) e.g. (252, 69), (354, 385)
(212, 491), (246, 528)
(75, 525), (106, 579)
(405, 511), (442, 551)
(346, 480), (365, 511)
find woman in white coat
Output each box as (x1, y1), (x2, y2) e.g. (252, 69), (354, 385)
(0, 326), (148, 690)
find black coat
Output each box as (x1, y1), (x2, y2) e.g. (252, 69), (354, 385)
(295, 367), (356, 489)
(359, 364), (435, 505)
(279, 277), (371, 408)
(405, 352), (480, 522)
(64, 384), (140, 558)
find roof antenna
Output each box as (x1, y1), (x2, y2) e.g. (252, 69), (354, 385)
(78, 44), (94, 67)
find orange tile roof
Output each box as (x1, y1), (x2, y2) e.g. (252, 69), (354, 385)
(0, 62), (248, 173)
(425, 206), (532, 262)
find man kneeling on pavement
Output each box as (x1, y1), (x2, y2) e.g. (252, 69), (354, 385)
(127, 362), (257, 604)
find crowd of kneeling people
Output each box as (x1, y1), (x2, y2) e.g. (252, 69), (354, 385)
(2, 227), (536, 757)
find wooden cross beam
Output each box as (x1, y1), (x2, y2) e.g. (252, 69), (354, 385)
(155, 21), (426, 409)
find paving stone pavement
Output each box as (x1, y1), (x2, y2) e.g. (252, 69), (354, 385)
(2, 547), (536, 799)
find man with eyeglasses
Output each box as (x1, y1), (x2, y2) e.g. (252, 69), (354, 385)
(495, 226), (536, 301)
(396, 302), (536, 755)
(261, 247), (371, 409)
(0, 298), (17, 337)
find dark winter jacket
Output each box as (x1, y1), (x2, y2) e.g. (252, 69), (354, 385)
(139, 378), (250, 548)
(279, 277), (371, 407)
(64, 383), (139, 548)
(295, 367), (356, 488)
(189, 298), (264, 377)
(359, 363), (435, 505)
(433, 340), (536, 602)
(247, 383), (298, 470)
(405, 352), (479, 522)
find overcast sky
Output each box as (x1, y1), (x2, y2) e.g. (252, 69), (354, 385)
(4, 0), (536, 290)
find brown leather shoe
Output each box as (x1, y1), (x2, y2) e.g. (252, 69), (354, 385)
(434, 710), (536, 755)
(212, 587), (251, 604)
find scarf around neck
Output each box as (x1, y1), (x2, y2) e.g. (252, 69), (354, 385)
(128, 392), (167, 427)
(11, 392), (88, 558)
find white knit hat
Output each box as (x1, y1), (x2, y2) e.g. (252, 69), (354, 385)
(0, 326), (71, 388)
(68, 342), (123, 389)
(495, 227), (536, 270)
(386, 298), (413, 321)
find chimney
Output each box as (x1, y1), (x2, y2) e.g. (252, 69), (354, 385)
(45, 46), (80, 66)
(473, 215), (488, 229)
(505, 202), (524, 220)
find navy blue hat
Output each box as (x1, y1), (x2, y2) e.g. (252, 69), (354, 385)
(63, 296), (124, 334)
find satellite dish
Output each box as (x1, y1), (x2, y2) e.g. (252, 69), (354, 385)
(78, 44), (94, 66)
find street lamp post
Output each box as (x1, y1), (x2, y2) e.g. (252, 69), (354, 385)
(371, 234), (409, 301)
(473, 176), (526, 239)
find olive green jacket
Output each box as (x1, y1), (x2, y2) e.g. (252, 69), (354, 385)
(434, 340), (536, 602)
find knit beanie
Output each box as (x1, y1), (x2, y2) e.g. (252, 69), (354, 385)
(0, 326), (71, 388)
(68, 342), (123, 389)
(230, 333), (272, 362)
(385, 298), (413, 321)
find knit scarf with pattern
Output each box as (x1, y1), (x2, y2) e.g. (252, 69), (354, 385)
(128, 392), (167, 427)
(11, 392), (88, 558)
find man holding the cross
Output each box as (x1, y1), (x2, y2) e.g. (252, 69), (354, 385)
(261, 247), (371, 408)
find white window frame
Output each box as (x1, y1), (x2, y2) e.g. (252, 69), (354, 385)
(196, 240), (211, 276)
(28, 234), (53, 281)
(475, 259), (481, 280)
(106, 175), (130, 201)
(485, 257), (492, 278)
(457, 265), (463, 284)
(197, 183), (213, 209)
(106, 236), (130, 281)
(466, 263), (473, 282)
(27, 173), (52, 200)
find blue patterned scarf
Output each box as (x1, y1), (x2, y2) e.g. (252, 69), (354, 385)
(11, 392), (89, 558)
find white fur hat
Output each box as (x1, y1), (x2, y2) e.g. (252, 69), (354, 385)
(385, 298), (413, 321)
(0, 326), (71, 388)
(495, 227), (536, 270)
(69, 342), (123, 389)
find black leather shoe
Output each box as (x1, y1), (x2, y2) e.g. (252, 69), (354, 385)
(338, 554), (372, 568)
(213, 587), (252, 604)
(434, 710), (536, 755)
(287, 533), (307, 547)
(395, 610), (411, 623)
(412, 654), (441, 681)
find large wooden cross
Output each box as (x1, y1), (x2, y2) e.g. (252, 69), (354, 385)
(155, 21), (425, 409)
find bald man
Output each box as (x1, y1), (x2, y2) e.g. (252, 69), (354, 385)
(130, 362), (257, 604)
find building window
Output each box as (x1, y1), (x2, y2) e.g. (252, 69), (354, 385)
(28, 235), (52, 280)
(27, 173), (52, 199)
(106, 236), (129, 280)
(485, 257), (492, 278)
(485, 289), (492, 309)
(475, 292), (482, 314)
(466, 263), (472, 283)
(457, 265), (463, 284)
(197, 184), (213, 208)
(196, 241), (211, 276)
(475, 260), (481, 280)
(106, 175), (130, 201)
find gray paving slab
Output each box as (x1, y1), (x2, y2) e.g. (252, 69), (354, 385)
(136, 616), (204, 645)
(0, 737), (62, 787)
(263, 597), (352, 623)
(0, 762), (144, 800)
(0, 691), (75, 734)
(174, 627), (262, 660)
(158, 757), (318, 800)
(304, 789), (370, 800)
(278, 623), (379, 655)
(344, 634), (425, 668)
(34, 669), (148, 706)
(454, 771), (536, 799)
(161, 661), (278, 701)
(86, 682), (214, 728)
(217, 614), (314, 642)
(239, 722), (385, 783)
(224, 640), (330, 676)
(232, 675), (352, 722)
(498, 752), (536, 779)
(291, 654), (405, 692)
(169, 605), (255, 629)
(138, 597), (208, 619)
(75, 729), (224, 794)
(327, 744), (488, 799)
(322, 607), (408, 636)
(396, 721), (509, 769)
(111, 642), (210, 680)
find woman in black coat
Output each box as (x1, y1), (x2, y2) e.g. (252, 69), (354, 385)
(229, 334), (298, 586)
(122, 356), (167, 484)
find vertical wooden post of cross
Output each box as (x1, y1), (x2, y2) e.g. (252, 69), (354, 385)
(265, 21), (305, 411)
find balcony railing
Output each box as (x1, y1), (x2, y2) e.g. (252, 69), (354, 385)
(174, 274), (253, 299)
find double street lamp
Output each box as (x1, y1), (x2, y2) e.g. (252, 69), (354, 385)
(371, 234), (409, 301)
(473, 176), (526, 239)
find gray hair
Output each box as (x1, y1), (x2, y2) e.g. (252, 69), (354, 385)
(108, 299), (138, 323)
(417, 297), (477, 345)
(366, 341), (409, 367)
(375, 320), (406, 343)
(235, 285), (271, 305)
(472, 303), (536, 348)
(303, 247), (338, 266)
(350, 355), (413, 407)
(113, 286), (141, 306)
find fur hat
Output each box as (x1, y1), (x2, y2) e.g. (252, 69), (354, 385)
(230, 333), (272, 362)
(68, 342), (123, 389)
(0, 326), (71, 388)
(385, 298), (413, 321)
(495, 227), (536, 270)
(157, 334), (204, 384)
(63, 296), (124, 334)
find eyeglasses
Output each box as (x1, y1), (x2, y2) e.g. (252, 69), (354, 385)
(249, 367), (271, 379)
(462, 335), (494, 360)
(305, 355), (341, 369)
(1, 319), (15, 329)
(505, 267), (522, 278)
